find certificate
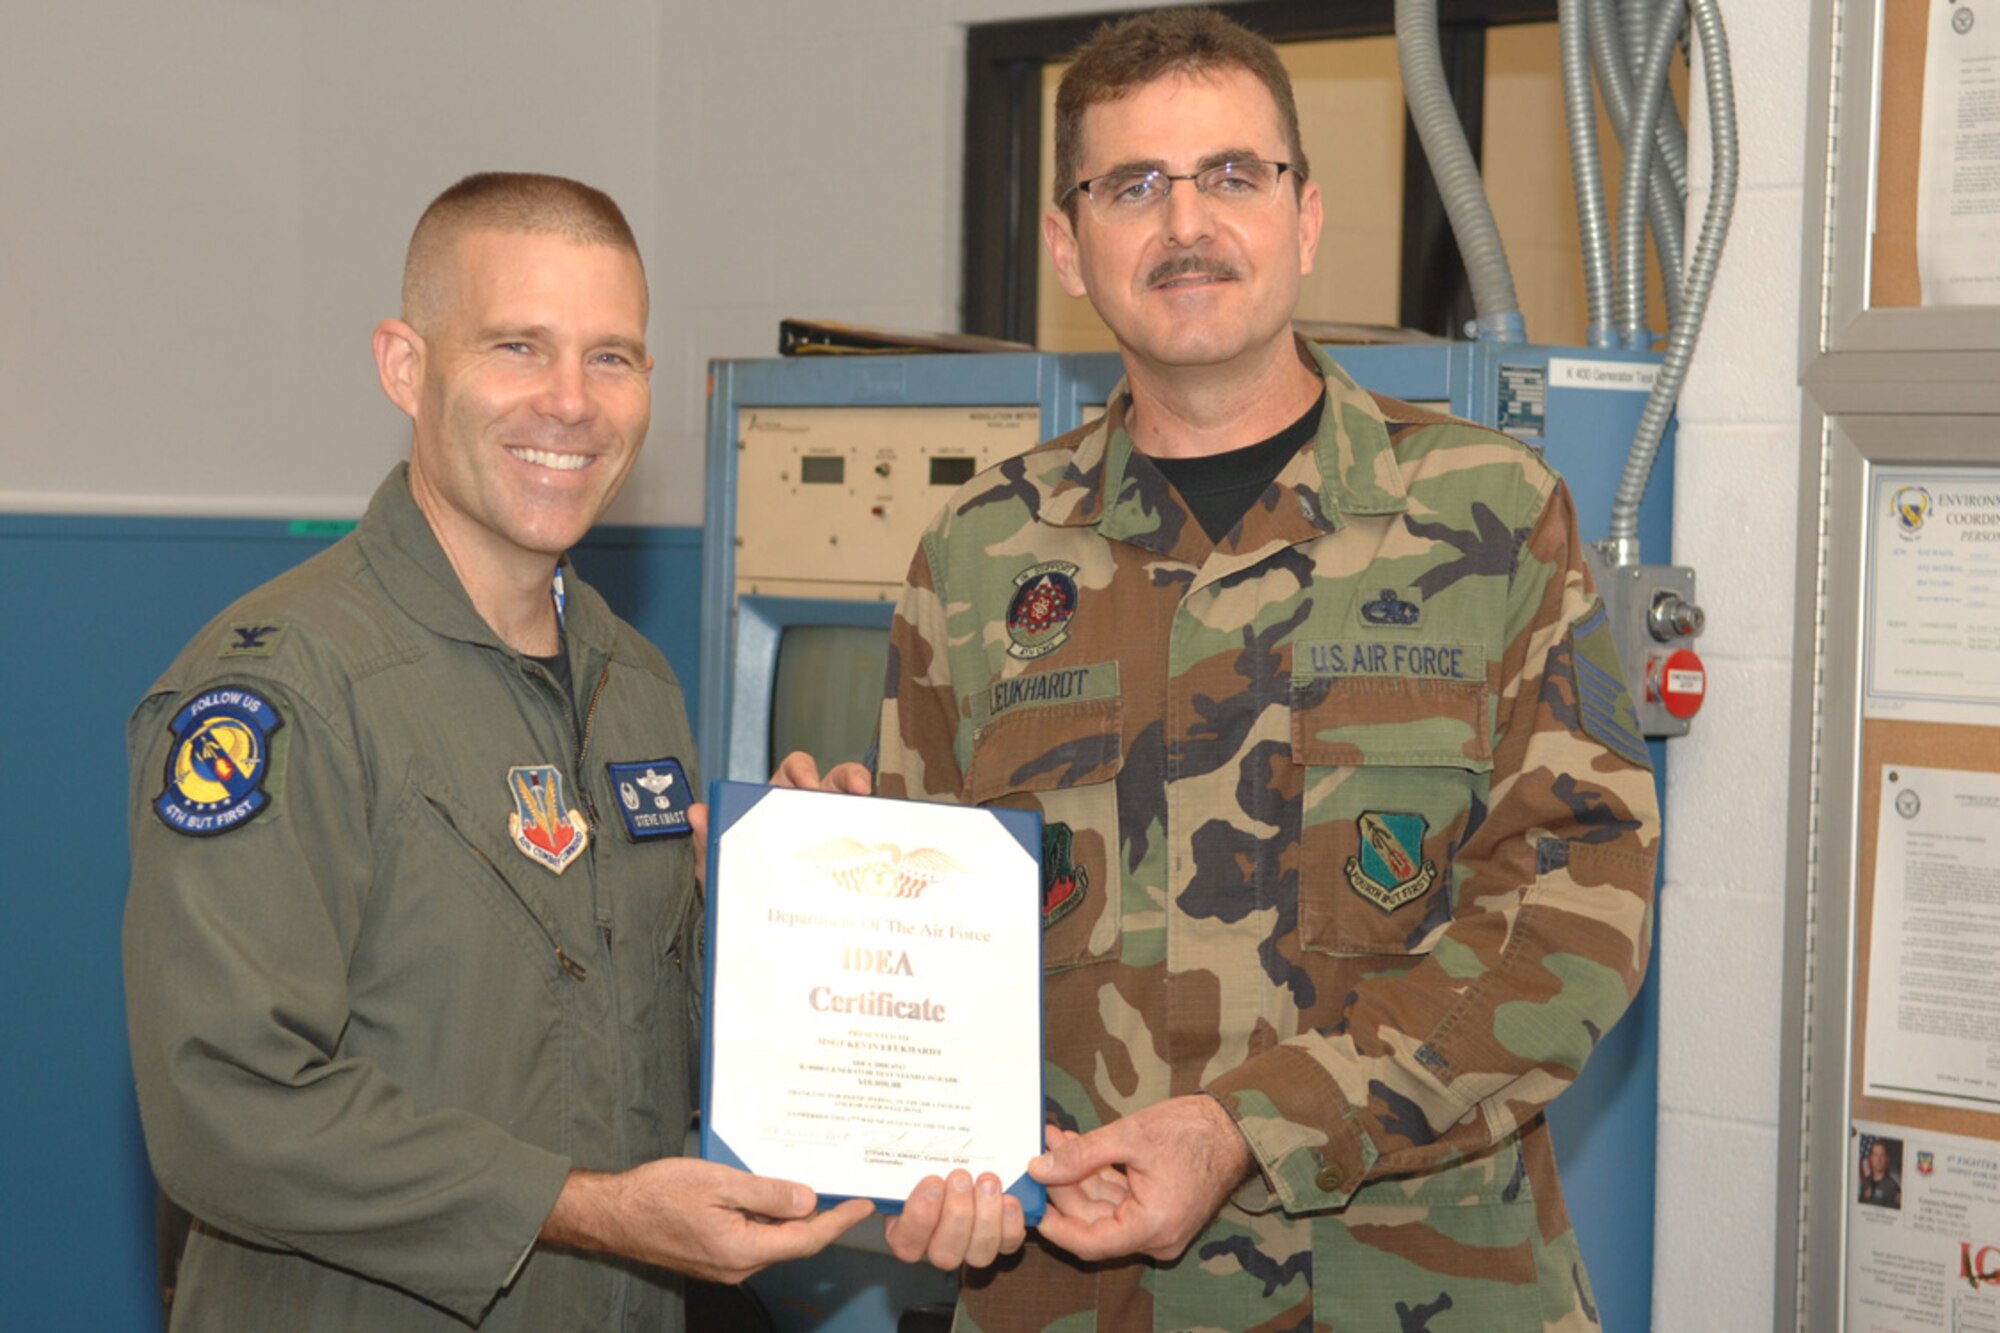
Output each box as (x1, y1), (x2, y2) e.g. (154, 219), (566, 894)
(699, 781), (1045, 1220)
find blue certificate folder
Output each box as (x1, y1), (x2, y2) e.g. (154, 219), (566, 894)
(699, 781), (1047, 1223)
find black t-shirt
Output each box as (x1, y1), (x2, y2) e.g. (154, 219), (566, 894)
(1145, 389), (1328, 543)
(528, 643), (572, 698)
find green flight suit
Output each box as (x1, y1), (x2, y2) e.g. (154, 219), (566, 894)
(125, 465), (701, 1330)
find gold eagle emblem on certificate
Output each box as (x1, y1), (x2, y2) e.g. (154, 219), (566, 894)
(794, 840), (969, 900)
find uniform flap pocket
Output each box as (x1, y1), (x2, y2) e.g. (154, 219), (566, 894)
(1290, 672), (1492, 771)
(965, 694), (1123, 804)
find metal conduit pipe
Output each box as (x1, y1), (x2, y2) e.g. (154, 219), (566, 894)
(1395, 0), (1527, 342)
(1560, 0), (1616, 346)
(1616, 0), (1687, 348)
(1606, 0), (1737, 561)
(1625, 0), (1691, 201)
(1588, 0), (1687, 329)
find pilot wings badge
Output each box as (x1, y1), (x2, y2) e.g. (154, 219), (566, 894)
(794, 839), (969, 900)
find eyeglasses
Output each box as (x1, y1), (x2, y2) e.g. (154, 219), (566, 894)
(1063, 159), (1295, 220)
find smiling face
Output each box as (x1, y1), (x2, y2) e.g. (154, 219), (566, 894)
(381, 228), (653, 588)
(1044, 66), (1322, 381)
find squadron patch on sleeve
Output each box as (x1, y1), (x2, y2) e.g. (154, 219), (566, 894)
(154, 686), (284, 836)
(606, 758), (694, 841)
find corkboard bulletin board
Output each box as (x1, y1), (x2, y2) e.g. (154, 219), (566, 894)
(1871, 0), (1928, 308)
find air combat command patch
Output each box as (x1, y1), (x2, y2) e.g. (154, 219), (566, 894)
(154, 686), (284, 836)
(507, 764), (589, 874)
(1006, 560), (1079, 660)
(1345, 810), (1437, 911)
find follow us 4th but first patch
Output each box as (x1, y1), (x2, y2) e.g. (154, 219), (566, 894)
(154, 686), (284, 836)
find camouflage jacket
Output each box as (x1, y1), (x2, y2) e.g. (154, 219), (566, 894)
(874, 343), (1659, 1333)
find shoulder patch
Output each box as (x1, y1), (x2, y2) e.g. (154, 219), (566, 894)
(606, 758), (694, 841)
(1570, 606), (1652, 769)
(154, 686), (284, 836)
(219, 621), (287, 658)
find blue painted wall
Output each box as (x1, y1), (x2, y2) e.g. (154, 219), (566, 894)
(0, 513), (702, 1331)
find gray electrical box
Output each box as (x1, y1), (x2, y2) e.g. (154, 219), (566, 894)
(1586, 556), (1705, 737)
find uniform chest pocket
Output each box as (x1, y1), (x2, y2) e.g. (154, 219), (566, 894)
(965, 697), (1123, 972)
(1291, 673), (1492, 958)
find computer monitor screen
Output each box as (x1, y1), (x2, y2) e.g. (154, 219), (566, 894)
(768, 623), (891, 774)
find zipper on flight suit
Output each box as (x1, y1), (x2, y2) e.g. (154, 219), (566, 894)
(573, 657), (636, 1329)
(576, 664), (609, 828)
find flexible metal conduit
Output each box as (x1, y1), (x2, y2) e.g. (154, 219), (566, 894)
(1620, 0), (1691, 198)
(1617, 0), (1687, 347)
(1588, 0), (1687, 329)
(1560, 0), (1615, 345)
(1396, 0), (1526, 342)
(1606, 0), (1737, 560)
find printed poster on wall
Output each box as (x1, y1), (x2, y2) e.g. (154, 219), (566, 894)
(1917, 0), (2000, 304)
(1847, 1119), (2000, 1332)
(1865, 469), (2000, 728)
(1864, 766), (2000, 1112)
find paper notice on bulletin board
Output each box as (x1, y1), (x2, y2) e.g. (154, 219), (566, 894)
(1866, 469), (2000, 727)
(1847, 1119), (2000, 1331)
(1864, 765), (2000, 1112)
(1918, 0), (2000, 303)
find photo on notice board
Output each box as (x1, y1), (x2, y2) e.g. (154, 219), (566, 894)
(1859, 1133), (1905, 1210)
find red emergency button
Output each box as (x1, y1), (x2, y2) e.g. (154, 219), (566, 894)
(1650, 648), (1706, 720)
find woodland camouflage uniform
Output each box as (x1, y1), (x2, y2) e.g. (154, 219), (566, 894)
(874, 341), (1660, 1333)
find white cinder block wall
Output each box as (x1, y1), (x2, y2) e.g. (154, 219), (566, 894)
(1653, 0), (1808, 1327)
(3, 0), (1814, 1324)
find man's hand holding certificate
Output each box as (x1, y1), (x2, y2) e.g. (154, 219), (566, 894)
(699, 779), (1046, 1267)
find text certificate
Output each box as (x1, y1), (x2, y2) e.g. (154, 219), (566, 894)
(700, 782), (1045, 1219)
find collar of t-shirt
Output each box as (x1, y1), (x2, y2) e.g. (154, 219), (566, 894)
(1143, 388), (1329, 544)
(527, 639), (572, 698)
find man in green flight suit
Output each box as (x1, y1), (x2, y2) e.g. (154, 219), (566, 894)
(123, 172), (872, 1330)
(874, 10), (1661, 1330)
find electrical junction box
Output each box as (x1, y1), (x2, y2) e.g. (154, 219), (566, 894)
(1585, 556), (1705, 737)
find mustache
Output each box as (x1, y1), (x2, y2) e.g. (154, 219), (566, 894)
(1145, 254), (1239, 288)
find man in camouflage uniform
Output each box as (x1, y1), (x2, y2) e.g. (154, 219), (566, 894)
(873, 10), (1658, 1330)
